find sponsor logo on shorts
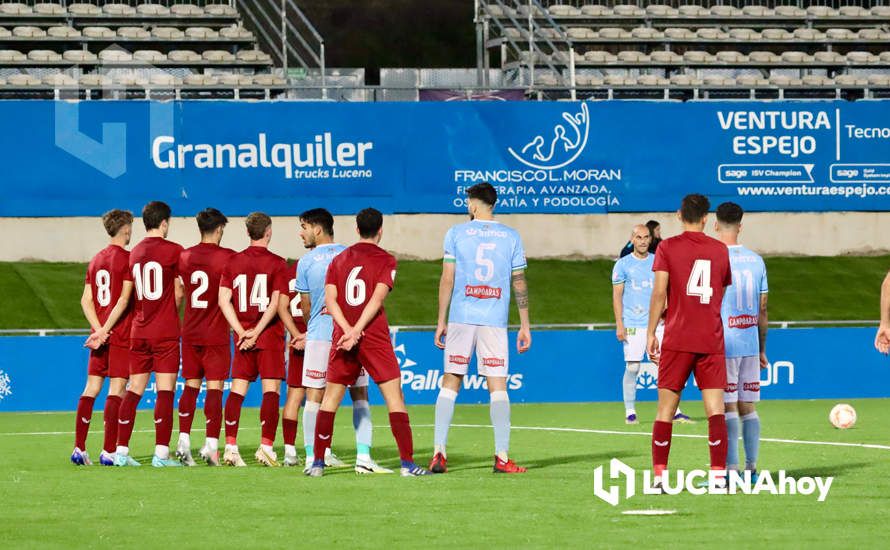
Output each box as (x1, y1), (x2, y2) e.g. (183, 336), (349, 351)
(725, 383), (738, 393)
(728, 315), (758, 329)
(465, 285), (502, 299)
(743, 381), (761, 392)
(448, 355), (470, 365)
(306, 369), (326, 379)
(482, 357), (506, 368)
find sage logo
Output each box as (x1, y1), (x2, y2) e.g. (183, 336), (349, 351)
(508, 102), (590, 170)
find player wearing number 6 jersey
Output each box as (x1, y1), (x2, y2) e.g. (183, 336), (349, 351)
(175, 208), (235, 466)
(647, 194), (732, 489)
(430, 182), (531, 475)
(219, 213), (294, 467)
(72, 209), (135, 467)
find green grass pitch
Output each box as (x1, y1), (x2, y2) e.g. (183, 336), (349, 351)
(1, 399), (888, 547)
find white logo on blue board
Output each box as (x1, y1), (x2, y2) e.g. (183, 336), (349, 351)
(508, 102), (590, 170)
(0, 369), (11, 401)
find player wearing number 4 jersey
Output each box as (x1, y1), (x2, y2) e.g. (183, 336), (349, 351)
(72, 210), (135, 467)
(431, 182), (531, 475)
(307, 208), (429, 477)
(175, 208), (236, 466)
(219, 213), (301, 467)
(647, 194), (732, 491)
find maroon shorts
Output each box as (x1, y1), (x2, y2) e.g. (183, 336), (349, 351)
(88, 344), (129, 379)
(232, 347), (285, 382)
(130, 338), (180, 375)
(181, 343), (231, 381)
(658, 349), (727, 391)
(287, 349), (305, 388)
(328, 342), (400, 386)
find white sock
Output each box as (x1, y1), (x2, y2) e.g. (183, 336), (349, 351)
(115, 445), (129, 456)
(284, 444), (296, 457)
(625, 408), (636, 416)
(155, 445), (169, 459)
(178, 432), (190, 447)
(325, 447), (333, 458)
(206, 437), (218, 452)
(225, 443), (238, 453)
(303, 401), (320, 455)
(490, 390), (511, 457)
(434, 387), (458, 455)
(623, 362), (640, 411)
(261, 443), (274, 454)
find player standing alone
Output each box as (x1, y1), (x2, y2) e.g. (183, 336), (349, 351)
(72, 209), (134, 466)
(430, 182), (531, 474)
(307, 208), (430, 477)
(714, 202), (768, 475)
(647, 194), (732, 488)
(175, 208), (235, 466)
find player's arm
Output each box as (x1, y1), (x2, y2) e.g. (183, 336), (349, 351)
(239, 290), (281, 350)
(325, 283), (352, 336)
(80, 284), (102, 332)
(300, 293), (311, 322)
(277, 293), (305, 350)
(336, 282), (391, 351)
(758, 292), (769, 368)
(511, 269), (532, 353)
(876, 271), (890, 354)
(612, 283), (626, 342)
(646, 271), (668, 363)
(86, 281), (133, 349)
(218, 286), (246, 343)
(174, 276), (184, 310)
(435, 261), (455, 349)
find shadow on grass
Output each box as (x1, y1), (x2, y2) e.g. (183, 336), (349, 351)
(781, 461), (873, 479)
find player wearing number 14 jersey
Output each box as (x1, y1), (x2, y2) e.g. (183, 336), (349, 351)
(175, 208), (235, 466)
(647, 194), (732, 488)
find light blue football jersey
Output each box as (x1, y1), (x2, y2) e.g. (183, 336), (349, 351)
(444, 220), (527, 328)
(295, 243), (347, 342)
(611, 253), (655, 329)
(721, 245), (768, 358)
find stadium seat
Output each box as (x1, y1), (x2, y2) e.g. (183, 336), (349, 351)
(252, 74), (286, 86)
(879, 52), (890, 63)
(102, 4), (136, 16)
(780, 51), (810, 63)
(847, 51), (876, 64)
(134, 50), (167, 63)
(683, 51), (710, 63)
(28, 50), (62, 62)
(185, 27), (220, 39)
(761, 29), (792, 41)
(825, 28), (855, 40)
(835, 74), (866, 86)
(168, 50), (202, 62)
(598, 27), (624, 39)
(217, 73), (253, 86)
(42, 73), (77, 87)
(793, 28), (823, 41)
(567, 27), (594, 40)
(78, 74), (112, 87)
(220, 26), (254, 40)
(0, 3), (31, 15)
(867, 74), (890, 86)
(616, 50), (645, 62)
(664, 28), (694, 40)
(813, 51), (843, 63)
(536, 73), (560, 86)
(171, 4), (204, 17)
(580, 5), (610, 16)
(650, 50), (680, 63)
(634, 74), (661, 86)
(114, 72), (150, 86)
(696, 28), (726, 40)
(872, 6), (890, 17)
(736, 74), (767, 86)
(149, 73), (181, 86)
(631, 27), (662, 39)
(802, 74), (831, 86)
(741, 6), (772, 17)
(749, 51), (778, 63)
(709, 5), (740, 17)
(669, 74), (701, 86)
(857, 28), (882, 40)
(774, 6), (805, 17)
(603, 74), (628, 86)
(152, 27), (186, 40)
(838, 6), (869, 17)
(203, 50), (236, 62)
(806, 6), (835, 17)
(612, 4), (643, 17)
(204, 4), (239, 17)
(548, 5), (580, 17)
(678, 5), (708, 17)
(237, 50), (273, 64)
(6, 74), (42, 86)
(33, 3), (65, 15)
(768, 74), (796, 86)
(702, 74), (734, 87)
(715, 51), (746, 63)
(729, 28), (759, 41)
(645, 5), (676, 17)
(67, 3), (101, 16)
(99, 49), (133, 62)
(583, 50), (614, 63)
(538, 28), (561, 40)
(0, 27), (10, 38)
(136, 4), (171, 16)
(118, 27), (152, 40)
(13, 26), (47, 38)
(184, 73), (219, 86)
(0, 49), (25, 62)
(62, 50), (98, 62)
(83, 27), (116, 39)
(47, 26), (82, 38)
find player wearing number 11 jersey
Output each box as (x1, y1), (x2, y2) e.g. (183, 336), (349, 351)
(647, 194), (732, 488)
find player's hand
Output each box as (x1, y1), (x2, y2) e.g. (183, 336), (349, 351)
(84, 330), (109, 350)
(434, 322), (447, 349)
(337, 327), (362, 351)
(759, 352), (769, 370)
(289, 332), (306, 351)
(239, 335), (258, 351)
(517, 326), (532, 354)
(616, 325), (627, 342)
(875, 324), (890, 354)
(647, 333), (660, 365)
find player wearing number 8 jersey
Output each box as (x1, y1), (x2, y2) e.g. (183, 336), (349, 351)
(71, 209), (135, 467)
(175, 208), (235, 466)
(647, 194), (732, 489)
(218, 212), (293, 467)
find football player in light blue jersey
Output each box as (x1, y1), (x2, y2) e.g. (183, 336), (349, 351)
(430, 183), (532, 474)
(612, 225), (690, 425)
(290, 208), (390, 474)
(716, 202), (769, 476)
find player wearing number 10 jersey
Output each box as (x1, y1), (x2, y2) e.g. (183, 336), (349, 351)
(71, 209), (135, 467)
(647, 194), (732, 488)
(175, 208), (235, 466)
(219, 212), (292, 467)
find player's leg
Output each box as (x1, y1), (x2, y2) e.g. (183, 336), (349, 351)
(100, 376), (127, 466)
(114, 341), (151, 466)
(307, 382), (347, 476)
(282, 349), (305, 466)
(622, 329), (644, 423)
(302, 340), (331, 466)
(477, 326), (524, 473)
(724, 357), (741, 471)
(150, 339), (181, 467)
(349, 378), (391, 473)
(651, 348), (693, 485)
(376, 378), (430, 476)
(255, 376), (283, 467)
(200, 344), (230, 466)
(695, 353), (729, 474)
(72, 373), (104, 465)
(175, 343), (202, 465)
(432, 322), (473, 471)
(737, 356), (762, 473)
(223, 377), (250, 467)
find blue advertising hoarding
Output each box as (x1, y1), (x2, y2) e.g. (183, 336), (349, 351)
(2, 100), (890, 216)
(0, 327), (886, 412)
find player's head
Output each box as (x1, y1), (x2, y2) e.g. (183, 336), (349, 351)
(356, 207), (383, 243)
(677, 194), (710, 229)
(466, 182), (497, 220)
(142, 201), (171, 237)
(715, 201), (743, 239)
(631, 224), (651, 255)
(102, 209), (134, 245)
(245, 211), (272, 244)
(196, 207), (228, 244)
(646, 219), (661, 240)
(299, 208), (334, 248)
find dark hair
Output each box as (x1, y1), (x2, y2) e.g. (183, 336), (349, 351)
(716, 202), (744, 226)
(356, 207), (383, 239)
(645, 220), (660, 231)
(467, 182), (497, 207)
(299, 208), (334, 237)
(679, 194), (710, 224)
(245, 212), (272, 241)
(196, 208), (228, 235)
(102, 209), (134, 237)
(142, 201), (171, 230)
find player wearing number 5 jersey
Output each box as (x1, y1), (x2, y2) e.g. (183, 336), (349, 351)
(647, 194), (732, 490)
(307, 208), (430, 477)
(175, 208), (235, 466)
(71, 210), (135, 467)
(219, 213), (293, 467)
(430, 182), (531, 475)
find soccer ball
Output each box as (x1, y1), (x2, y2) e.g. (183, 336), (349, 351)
(829, 404), (857, 429)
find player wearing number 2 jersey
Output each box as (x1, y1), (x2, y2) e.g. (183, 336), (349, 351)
(175, 208), (235, 466)
(431, 182), (531, 475)
(307, 208), (430, 477)
(219, 212), (292, 467)
(71, 210), (135, 467)
(647, 194), (732, 490)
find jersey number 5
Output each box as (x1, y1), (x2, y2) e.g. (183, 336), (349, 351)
(686, 259), (714, 304)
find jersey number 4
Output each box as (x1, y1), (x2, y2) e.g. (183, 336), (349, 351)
(686, 259), (714, 304)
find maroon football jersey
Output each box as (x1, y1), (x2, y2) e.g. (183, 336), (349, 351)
(179, 243), (236, 346)
(287, 260), (308, 334)
(85, 244), (133, 348)
(325, 242), (396, 348)
(220, 246), (289, 350)
(653, 231), (732, 354)
(128, 236), (183, 340)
